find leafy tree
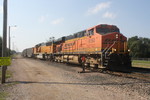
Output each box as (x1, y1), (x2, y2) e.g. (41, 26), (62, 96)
(0, 36), (15, 57)
(11, 50), (17, 55)
(128, 36), (150, 58)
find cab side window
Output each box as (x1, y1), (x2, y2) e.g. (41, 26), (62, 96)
(88, 29), (94, 36)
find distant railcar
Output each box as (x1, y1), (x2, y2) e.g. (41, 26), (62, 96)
(22, 48), (33, 58)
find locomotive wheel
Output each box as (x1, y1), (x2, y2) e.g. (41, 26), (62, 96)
(94, 64), (98, 69)
(86, 63), (90, 68)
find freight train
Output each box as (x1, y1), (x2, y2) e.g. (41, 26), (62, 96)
(22, 24), (131, 71)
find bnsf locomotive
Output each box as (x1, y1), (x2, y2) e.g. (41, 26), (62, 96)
(22, 24), (131, 71)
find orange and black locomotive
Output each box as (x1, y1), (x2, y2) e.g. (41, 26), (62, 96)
(22, 24), (131, 71)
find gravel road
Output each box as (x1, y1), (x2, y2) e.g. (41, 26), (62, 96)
(6, 56), (150, 100)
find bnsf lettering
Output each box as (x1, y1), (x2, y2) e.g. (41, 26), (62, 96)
(89, 38), (95, 43)
(64, 42), (75, 49)
(65, 42), (75, 47)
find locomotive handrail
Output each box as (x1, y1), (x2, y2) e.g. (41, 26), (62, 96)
(102, 43), (110, 54)
(105, 41), (116, 58)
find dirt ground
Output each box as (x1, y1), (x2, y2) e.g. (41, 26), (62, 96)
(5, 55), (150, 100)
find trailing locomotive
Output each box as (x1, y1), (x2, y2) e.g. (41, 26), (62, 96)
(22, 24), (131, 71)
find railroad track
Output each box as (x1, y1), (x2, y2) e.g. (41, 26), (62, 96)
(93, 67), (150, 82)
(55, 60), (150, 82)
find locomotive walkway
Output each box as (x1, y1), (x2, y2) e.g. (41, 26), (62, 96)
(5, 55), (150, 100)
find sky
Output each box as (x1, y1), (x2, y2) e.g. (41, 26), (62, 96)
(0, 0), (150, 52)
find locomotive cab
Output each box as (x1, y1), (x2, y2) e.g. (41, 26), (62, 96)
(94, 24), (131, 71)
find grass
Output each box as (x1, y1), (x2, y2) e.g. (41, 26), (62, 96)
(0, 69), (13, 100)
(132, 60), (150, 68)
(0, 92), (8, 100)
(0, 70), (12, 81)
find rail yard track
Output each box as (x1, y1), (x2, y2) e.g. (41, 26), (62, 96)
(102, 68), (150, 82)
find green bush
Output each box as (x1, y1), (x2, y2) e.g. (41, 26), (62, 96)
(128, 36), (150, 58)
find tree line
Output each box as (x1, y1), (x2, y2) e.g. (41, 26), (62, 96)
(128, 36), (150, 58)
(0, 36), (16, 57)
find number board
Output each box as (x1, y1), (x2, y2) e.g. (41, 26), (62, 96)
(0, 57), (11, 66)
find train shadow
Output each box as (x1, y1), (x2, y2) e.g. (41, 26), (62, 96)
(7, 81), (150, 86)
(131, 67), (150, 73)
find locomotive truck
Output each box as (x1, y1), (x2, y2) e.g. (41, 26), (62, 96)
(22, 24), (131, 71)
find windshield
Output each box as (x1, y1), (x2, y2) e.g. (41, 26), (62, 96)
(96, 26), (120, 35)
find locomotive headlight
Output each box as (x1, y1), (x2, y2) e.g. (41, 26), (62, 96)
(116, 34), (118, 39)
(112, 48), (116, 52)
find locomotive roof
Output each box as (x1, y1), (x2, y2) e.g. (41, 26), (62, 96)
(65, 30), (86, 41)
(35, 42), (46, 47)
(35, 24), (120, 46)
(54, 37), (65, 44)
(94, 24), (120, 35)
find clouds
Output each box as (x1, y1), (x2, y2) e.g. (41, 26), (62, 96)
(103, 11), (116, 19)
(87, 1), (116, 20)
(51, 18), (64, 25)
(87, 1), (111, 15)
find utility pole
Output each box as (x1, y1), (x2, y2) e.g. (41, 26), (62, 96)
(1, 0), (8, 84)
(8, 26), (10, 56)
(9, 25), (17, 56)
